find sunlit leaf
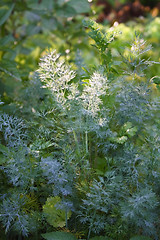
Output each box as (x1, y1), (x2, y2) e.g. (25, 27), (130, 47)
(43, 196), (71, 228)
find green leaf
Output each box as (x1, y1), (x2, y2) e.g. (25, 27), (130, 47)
(0, 59), (21, 81)
(0, 144), (9, 164)
(27, 0), (54, 10)
(122, 122), (137, 137)
(125, 126), (137, 137)
(95, 157), (107, 174)
(157, 85), (160, 91)
(0, 144), (9, 154)
(14, 0), (29, 11)
(30, 139), (58, 150)
(90, 237), (110, 240)
(0, 4), (15, 26)
(130, 236), (152, 240)
(39, 0), (54, 10)
(67, 0), (90, 14)
(152, 76), (160, 85)
(42, 231), (77, 240)
(56, 5), (77, 18)
(57, 0), (67, 7)
(116, 136), (128, 144)
(0, 35), (14, 46)
(41, 18), (58, 32)
(0, 154), (7, 164)
(43, 196), (71, 228)
(110, 135), (128, 144)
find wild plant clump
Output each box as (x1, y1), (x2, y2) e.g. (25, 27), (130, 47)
(0, 20), (160, 240)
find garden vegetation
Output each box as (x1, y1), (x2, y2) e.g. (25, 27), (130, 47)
(0, 1), (160, 240)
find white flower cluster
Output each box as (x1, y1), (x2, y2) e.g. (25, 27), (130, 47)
(81, 72), (108, 117)
(38, 50), (75, 105)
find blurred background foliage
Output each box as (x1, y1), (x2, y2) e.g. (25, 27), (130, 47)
(0, 0), (91, 107)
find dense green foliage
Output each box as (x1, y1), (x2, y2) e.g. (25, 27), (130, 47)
(0, 1), (160, 240)
(0, 0), (91, 104)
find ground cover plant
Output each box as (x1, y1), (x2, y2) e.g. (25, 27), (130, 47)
(0, 11), (160, 240)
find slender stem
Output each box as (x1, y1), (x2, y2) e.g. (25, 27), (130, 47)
(87, 225), (92, 240)
(6, 232), (10, 240)
(73, 130), (80, 156)
(94, 143), (98, 169)
(89, 133), (92, 167)
(85, 131), (88, 154)
(65, 209), (68, 229)
(87, 210), (96, 240)
(62, 195), (68, 229)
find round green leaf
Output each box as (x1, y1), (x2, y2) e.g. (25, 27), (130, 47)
(42, 231), (77, 240)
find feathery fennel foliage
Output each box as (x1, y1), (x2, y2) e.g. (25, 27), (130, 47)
(0, 19), (160, 240)
(0, 113), (27, 148)
(0, 193), (39, 237)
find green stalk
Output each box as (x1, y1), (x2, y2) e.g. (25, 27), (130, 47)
(89, 133), (92, 167)
(87, 210), (96, 240)
(85, 130), (88, 154)
(65, 209), (68, 229)
(87, 226), (92, 240)
(94, 143), (98, 169)
(62, 195), (68, 229)
(73, 130), (80, 156)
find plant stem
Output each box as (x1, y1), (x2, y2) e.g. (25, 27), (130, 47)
(87, 225), (92, 240)
(94, 143), (98, 168)
(65, 209), (68, 229)
(73, 130), (80, 156)
(85, 131), (88, 154)
(87, 210), (96, 240)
